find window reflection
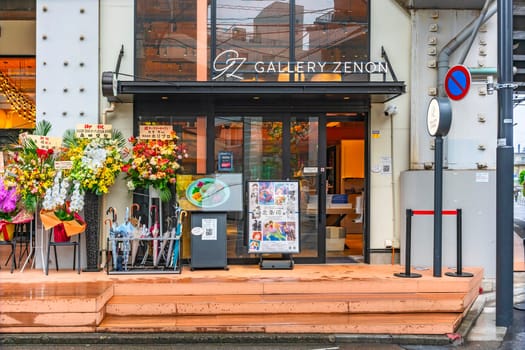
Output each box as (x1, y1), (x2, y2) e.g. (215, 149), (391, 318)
(214, 0), (368, 82)
(244, 119), (283, 179)
(135, 1), (369, 82)
(296, 0), (369, 82)
(136, 0), (198, 81)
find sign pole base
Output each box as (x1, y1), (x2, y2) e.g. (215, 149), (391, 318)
(259, 254), (294, 270)
(394, 272), (422, 278)
(445, 271), (474, 278)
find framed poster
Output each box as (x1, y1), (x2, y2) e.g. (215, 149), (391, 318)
(176, 173), (243, 211)
(247, 180), (300, 254)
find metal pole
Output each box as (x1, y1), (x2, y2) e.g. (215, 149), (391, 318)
(496, 0), (514, 327)
(433, 135), (443, 277)
(394, 209), (421, 278)
(457, 209), (463, 275)
(405, 209), (412, 276)
(446, 209), (473, 277)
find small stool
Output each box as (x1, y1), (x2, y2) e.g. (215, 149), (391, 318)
(45, 227), (81, 275)
(13, 222), (33, 266)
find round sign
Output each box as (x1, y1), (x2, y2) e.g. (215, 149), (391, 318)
(444, 65), (471, 101)
(427, 98), (452, 137)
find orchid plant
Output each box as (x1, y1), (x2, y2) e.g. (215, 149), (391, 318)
(0, 177), (19, 221)
(42, 170), (84, 221)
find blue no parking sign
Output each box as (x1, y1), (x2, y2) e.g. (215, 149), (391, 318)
(444, 65), (471, 101)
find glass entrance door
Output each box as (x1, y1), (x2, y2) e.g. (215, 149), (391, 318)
(215, 115), (324, 262)
(288, 117), (323, 260)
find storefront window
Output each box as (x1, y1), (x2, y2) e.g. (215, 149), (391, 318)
(215, 1), (291, 81)
(135, 0), (200, 81)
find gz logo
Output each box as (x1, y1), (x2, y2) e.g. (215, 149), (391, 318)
(213, 50), (246, 80)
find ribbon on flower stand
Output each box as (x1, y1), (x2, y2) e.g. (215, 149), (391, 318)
(0, 222), (15, 241)
(39, 209), (86, 242)
(0, 209), (34, 241)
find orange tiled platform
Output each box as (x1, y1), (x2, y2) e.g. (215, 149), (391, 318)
(0, 264), (483, 335)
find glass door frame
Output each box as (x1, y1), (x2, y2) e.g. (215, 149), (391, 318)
(217, 112), (328, 265)
(133, 101), (372, 265)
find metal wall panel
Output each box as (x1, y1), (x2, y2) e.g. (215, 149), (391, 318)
(36, 0), (99, 137)
(400, 170), (496, 277)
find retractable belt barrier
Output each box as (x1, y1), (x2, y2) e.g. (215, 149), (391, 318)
(394, 208), (472, 278)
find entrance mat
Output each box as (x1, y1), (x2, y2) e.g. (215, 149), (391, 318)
(326, 256), (359, 264)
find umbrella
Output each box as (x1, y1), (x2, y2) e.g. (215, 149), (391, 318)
(103, 218), (113, 269)
(150, 205), (160, 267)
(154, 216), (173, 267)
(105, 207), (120, 270)
(168, 208), (186, 269)
(113, 207), (135, 270)
(129, 203), (142, 267)
(138, 223), (150, 265)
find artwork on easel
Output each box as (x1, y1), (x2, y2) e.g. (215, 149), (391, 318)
(247, 180), (300, 254)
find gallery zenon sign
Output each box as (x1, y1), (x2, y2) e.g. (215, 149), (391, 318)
(212, 49), (389, 80)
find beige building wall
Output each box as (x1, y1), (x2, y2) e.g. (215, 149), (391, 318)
(369, 1), (411, 260)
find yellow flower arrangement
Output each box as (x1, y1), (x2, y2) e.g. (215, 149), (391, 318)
(122, 130), (188, 202)
(62, 129), (127, 195)
(4, 121), (58, 213)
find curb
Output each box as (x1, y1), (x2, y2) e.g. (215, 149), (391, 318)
(0, 332), (454, 346)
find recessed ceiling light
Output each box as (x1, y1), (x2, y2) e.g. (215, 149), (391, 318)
(343, 96), (350, 100)
(252, 96), (260, 100)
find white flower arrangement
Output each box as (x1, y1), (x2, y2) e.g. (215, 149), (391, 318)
(42, 171), (84, 220)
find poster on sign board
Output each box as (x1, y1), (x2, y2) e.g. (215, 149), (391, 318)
(176, 173), (243, 212)
(247, 180), (300, 254)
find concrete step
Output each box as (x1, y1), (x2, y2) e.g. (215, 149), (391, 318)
(105, 292), (472, 316)
(97, 312), (463, 334)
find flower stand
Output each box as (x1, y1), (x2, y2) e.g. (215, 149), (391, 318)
(83, 192), (101, 272)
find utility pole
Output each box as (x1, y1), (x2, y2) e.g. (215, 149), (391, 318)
(496, 0), (514, 327)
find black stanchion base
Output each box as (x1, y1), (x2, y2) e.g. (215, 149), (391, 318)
(514, 302), (525, 311)
(394, 272), (422, 278)
(445, 271), (474, 278)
